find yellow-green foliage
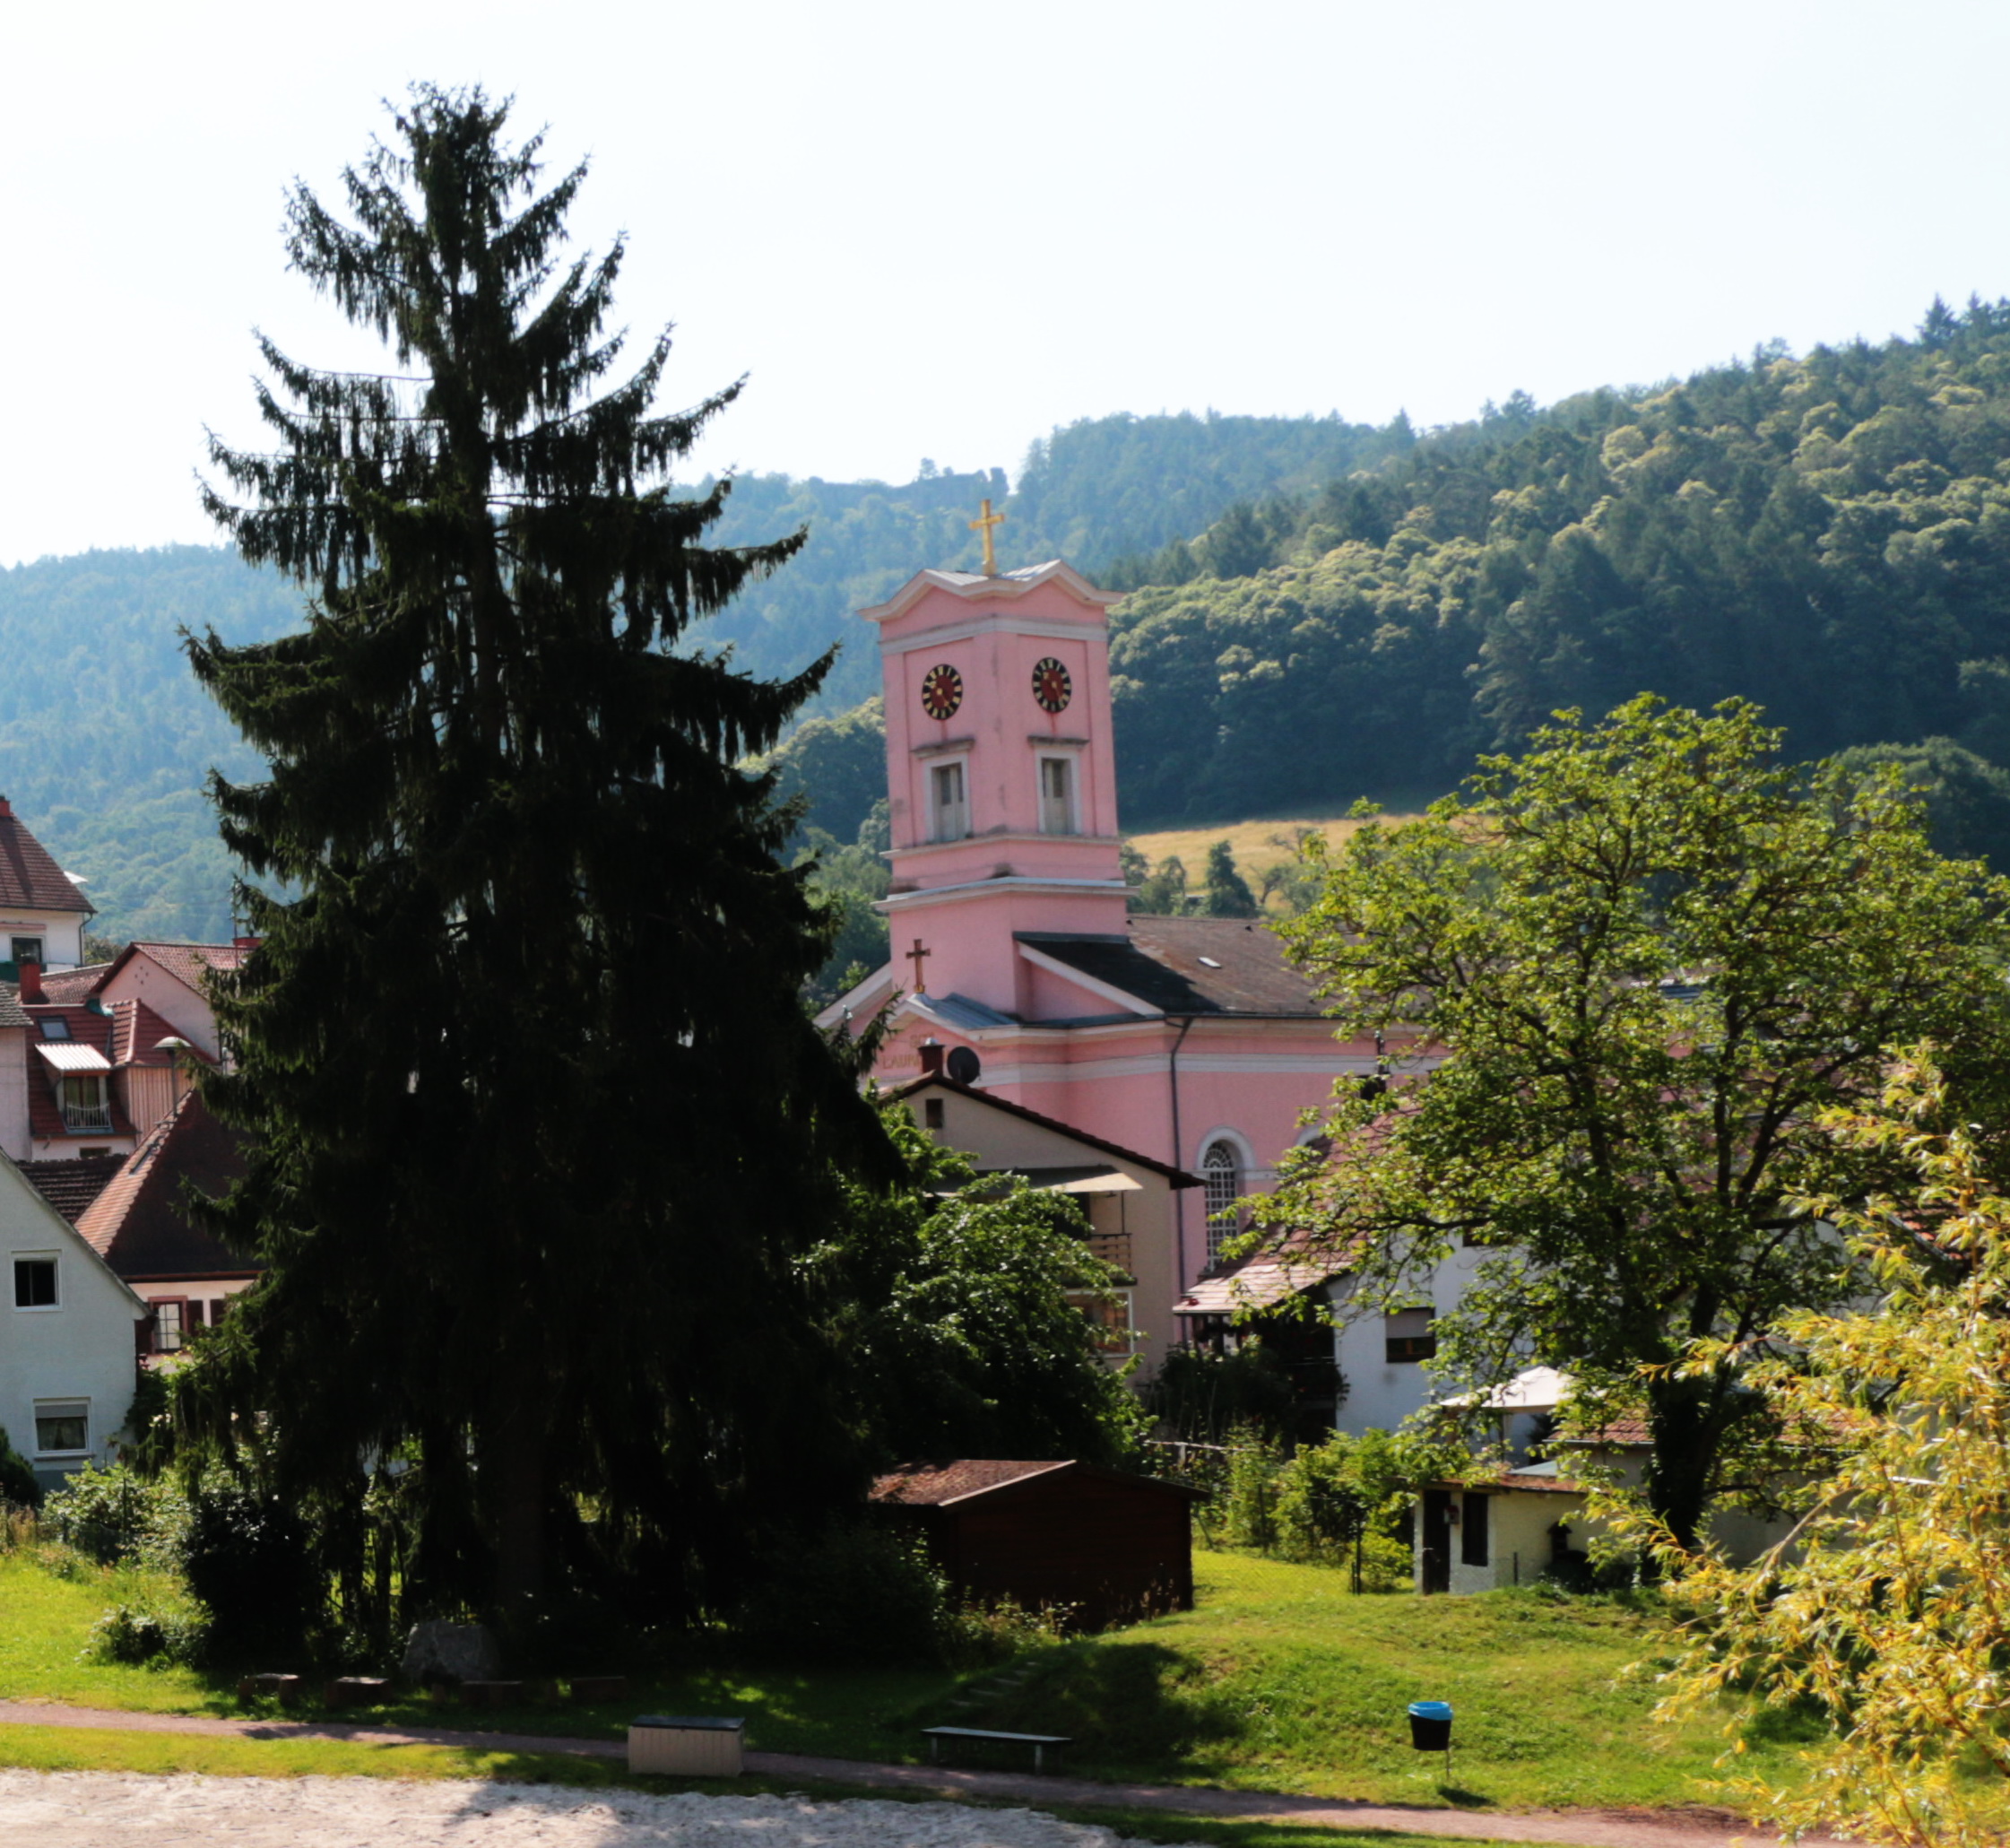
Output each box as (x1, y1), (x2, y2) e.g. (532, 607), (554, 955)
(1628, 1052), (2010, 1846)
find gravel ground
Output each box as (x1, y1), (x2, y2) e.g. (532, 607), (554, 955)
(0, 1772), (1209, 1848)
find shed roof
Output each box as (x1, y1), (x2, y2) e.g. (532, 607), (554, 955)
(871, 1458), (1205, 1507)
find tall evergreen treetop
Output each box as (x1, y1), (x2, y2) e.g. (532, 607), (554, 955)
(185, 85), (891, 1623)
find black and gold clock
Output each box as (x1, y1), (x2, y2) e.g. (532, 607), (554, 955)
(1031, 656), (1072, 714)
(920, 663), (964, 721)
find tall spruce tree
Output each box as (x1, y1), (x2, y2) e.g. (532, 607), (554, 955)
(182, 86), (891, 1625)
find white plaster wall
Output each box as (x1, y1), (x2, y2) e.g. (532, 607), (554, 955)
(0, 1164), (143, 1487)
(1332, 1244), (1488, 1435)
(0, 911), (86, 971)
(100, 960), (221, 1063)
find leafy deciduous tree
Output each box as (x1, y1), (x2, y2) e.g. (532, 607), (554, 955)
(1271, 697), (2010, 1546)
(1635, 1052), (2010, 1847)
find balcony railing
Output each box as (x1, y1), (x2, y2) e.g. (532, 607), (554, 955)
(61, 1103), (114, 1133)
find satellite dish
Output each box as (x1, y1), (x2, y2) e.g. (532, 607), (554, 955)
(946, 1045), (982, 1085)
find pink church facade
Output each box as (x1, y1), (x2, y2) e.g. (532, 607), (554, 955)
(821, 559), (1388, 1378)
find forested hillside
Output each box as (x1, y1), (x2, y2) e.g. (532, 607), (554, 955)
(1109, 299), (2010, 824)
(0, 411), (1377, 940)
(15, 312), (2010, 949)
(0, 548), (298, 941)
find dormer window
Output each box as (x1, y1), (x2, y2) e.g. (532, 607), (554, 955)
(931, 760), (969, 842)
(60, 1075), (112, 1134)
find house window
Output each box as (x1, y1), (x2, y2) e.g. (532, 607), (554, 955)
(33, 1401), (88, 1456)
(152, 1298), (188, 1354)
(1068, 1291), (1137, 1353)
(1385, 1306), (1437, 1363)
(1038, 755), (1076, 835)
(930, 761), (968, 841)
(11, 937), (43, 966)
(923, 1098), (945, 1130)
(13, 1255), (56, 1308)
(59, 1075), (112, 1134)
(1202, 1140), (1243, 1262)
(39, 1018), (69, 1040)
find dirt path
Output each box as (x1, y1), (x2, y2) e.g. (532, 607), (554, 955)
(0, 1699), (1829, 1848)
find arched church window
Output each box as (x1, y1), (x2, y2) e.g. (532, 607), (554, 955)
(1202, 1139), (1243, 1262)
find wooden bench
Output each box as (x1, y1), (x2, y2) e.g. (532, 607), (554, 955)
(923, 1725), (1071, 1774)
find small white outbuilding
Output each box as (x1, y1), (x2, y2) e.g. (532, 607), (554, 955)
(0, 1145), (147, 1492)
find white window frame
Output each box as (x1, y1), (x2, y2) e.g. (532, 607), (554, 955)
(1035, 750), (1080, 837)
(32, 1399), (90, 1459)
(1197, 1128), (1257, 1263)
(929, 756), (971, 843)
(12, 1252), (59, 1311)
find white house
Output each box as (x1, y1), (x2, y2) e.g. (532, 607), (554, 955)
(0, 797), (94, 974)
(1, 1145), (146, 1492)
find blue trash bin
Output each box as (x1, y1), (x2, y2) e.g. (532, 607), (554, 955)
(1408, 1700), (1453, 1752)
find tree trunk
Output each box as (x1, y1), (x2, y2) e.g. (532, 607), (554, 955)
(487, 1409), (549, 1617)
(1645, 1380), (1719, 1553)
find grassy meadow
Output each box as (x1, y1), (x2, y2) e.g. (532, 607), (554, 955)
(1125, 816), (1420, 912)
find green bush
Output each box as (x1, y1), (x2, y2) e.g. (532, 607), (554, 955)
(734, 1522), (953, 1667)
(0, 1429), (41, 1511)
(40, 1463), (189, 1567)
(89, 1599), (209, 1667)
(1221, 1430), (1287, 1551)
(182, 1476), (322, 1663)
(1145, 1344), (1296, 1442)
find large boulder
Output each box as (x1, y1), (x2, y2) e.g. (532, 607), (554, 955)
(401, 1620), (502, 1685)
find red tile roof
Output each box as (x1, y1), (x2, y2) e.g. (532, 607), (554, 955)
(37, 965), (111, 1005)
(19, 1154), (126, 1225)
(16, 997), (204, 1146)
(105, 941), (254, 997)
(0, 802), (92, 915)
(74, 1093), (255, 1283)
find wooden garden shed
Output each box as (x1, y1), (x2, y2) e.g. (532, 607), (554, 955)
(870, 1459), (1200, 1630)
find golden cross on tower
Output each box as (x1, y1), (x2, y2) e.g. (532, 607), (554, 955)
(968, 498), (1005, 577)
(907, 936), (932, 995)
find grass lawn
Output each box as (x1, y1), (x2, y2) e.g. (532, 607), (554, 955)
(0, 1548), (1799, 1818)
(964, 1552), (1805, 1812)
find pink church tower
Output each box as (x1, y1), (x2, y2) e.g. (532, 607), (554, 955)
(868, 556), (1129, 1016)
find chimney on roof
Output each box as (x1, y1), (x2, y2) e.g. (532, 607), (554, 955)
(0, 795), (12, 819)
(18, 959), (42, 1004)
(232, 936), (261, 952)
(918, 1037), (944, 1076)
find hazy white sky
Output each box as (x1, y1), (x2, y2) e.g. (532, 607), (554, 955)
(4, 0), (2006, 567)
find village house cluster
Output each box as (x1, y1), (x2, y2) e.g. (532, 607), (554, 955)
(2, 549), (1679, 1585)
(0, 801), (254, 1489)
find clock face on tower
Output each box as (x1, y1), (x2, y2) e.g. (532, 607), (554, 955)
(1031, 656), (1073, 714)
(920, 663), (964, 721)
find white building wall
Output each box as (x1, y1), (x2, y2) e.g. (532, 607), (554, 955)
(99, 960), (221, 1063)
(0, 910), (87, 971)
(1331, 1244), (1488, 1434)
(0, 1158), (143, 1489)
